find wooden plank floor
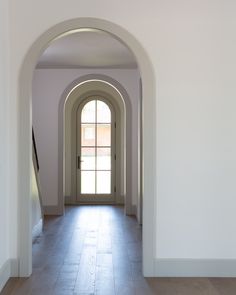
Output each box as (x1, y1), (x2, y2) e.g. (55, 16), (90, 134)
(1, 205), (236, 295)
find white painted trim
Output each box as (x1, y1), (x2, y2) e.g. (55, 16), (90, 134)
(0, 259), (19, 292)
(18, 18), (156, 277)
(131, 204), (137, 217)
(43, 205), (63, 215)
(60, 75), (133, 216)
(0, 260), (11, 292)
(71, 92), (118, 204)
(117, 194), (125, 205)
(155, 258), (236, 277)
(65, 196), (125, 205)
(32, 219), (43, 242)
(10, 260), (18, 278)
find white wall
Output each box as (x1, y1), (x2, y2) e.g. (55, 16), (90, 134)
(0, 0), (9, 271)
(155, 5), (236, 259)
(4, 0), (236, 277)
(32, 68), (140, 208)
(0, 0), (19, 289)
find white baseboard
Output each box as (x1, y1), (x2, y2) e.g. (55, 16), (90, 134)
(131, 205), (137, 216)
(0, 260), (11, 292)
(43, 205), (63, 215)
(0, 259), (18, 292)
(155, 258), (236, 277)
(65, 196), (126, 206)
(116, 194), (125, 204)
(32, 219), (43, 242)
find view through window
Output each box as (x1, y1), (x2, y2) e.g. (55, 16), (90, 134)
(80, 99), (112, 194)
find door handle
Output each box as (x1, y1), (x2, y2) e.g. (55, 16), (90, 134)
(77, 156), (84, 169)
(78, 156), (81, 169)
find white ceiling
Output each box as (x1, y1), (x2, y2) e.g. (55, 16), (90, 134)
(36, 30), (137, 69)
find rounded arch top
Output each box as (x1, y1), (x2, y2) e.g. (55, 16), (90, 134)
(60, 74), (133, 116)
(80, 97), (112, 124)
(20, 17), (155, 92)
(18, 17), (157, 277)
(63, 76), (129, 213)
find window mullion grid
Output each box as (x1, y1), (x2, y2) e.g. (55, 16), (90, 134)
(95, 99), (97, 194)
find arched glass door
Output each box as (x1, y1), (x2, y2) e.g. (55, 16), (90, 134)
(76, 97), (116, 203)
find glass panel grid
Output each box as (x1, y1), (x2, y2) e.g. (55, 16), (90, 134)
(80, 99), (112, 195)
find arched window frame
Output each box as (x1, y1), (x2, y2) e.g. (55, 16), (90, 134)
(76, 95), (117, 203)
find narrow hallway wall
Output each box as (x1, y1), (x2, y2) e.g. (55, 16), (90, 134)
(32, 68), (140, 212)
(0, 0), (9, 274)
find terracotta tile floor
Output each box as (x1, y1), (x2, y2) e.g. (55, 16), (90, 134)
(1, 205), (236, 294)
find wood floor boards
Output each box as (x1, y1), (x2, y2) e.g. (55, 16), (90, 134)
(1, 205), (236, 294)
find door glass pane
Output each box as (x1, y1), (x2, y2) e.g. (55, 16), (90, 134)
(81, 100), (96, 123)
(81, 124), (95, 146)
(97, 100), (111, 123)
(81, 148), (95, 170)
(96, 171), (111, 194)
(79, 99), (114, 198)
(81, 171), (95, 194)
(97, 148), (111, 170)
(97, 124), (111, 146)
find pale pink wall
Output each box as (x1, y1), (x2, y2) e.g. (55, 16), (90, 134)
(32, 68), (140, 207)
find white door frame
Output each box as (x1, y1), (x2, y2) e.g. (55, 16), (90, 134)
(18, 18), (157, 276)
(63, 79), (130, 210)
(76, 96), (116, 203)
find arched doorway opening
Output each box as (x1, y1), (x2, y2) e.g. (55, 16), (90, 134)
(62, 77), (134, 215)
(76, 97), (116, 202)
(18, 18), (157, 277)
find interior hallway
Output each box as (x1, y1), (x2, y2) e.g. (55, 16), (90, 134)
(1, 206), (236, 295)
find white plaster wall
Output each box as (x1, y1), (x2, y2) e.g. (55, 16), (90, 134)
(32, 68), (140, 207)
(0, 0), (9, 270)
(155, 5), (236, 259)
(7, 0), (236, 264)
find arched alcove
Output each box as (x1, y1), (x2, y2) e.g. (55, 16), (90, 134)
(61, 78), (133, 214)
(18, 18), (157, 277)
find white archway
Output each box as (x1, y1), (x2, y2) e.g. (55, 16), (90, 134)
(18, 18), (157, 277)
(58, 74), (138, 214)
(62, 78), (132, 212)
